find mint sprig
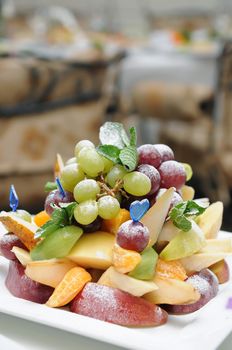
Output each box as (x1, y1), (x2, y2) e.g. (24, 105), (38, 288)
(169, 200), (207, 232)
(98, 122), (138, 171)
(35, 202), (77, 239)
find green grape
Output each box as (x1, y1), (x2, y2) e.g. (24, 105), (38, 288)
(66, 157), (77, 165)
(74, 200), (98, 225)
(182, 163), (193, 181)
(75, 140), (94, 158)
(14, 210), (31, 223)
(123, 171), (151, 196)
(78, 147), (104, 177)
(60, 163), (85, 192)
(101, 156), (114, 173)
(98, 195), (120, 220)
(106, 165), (127, 188)
(74, 179), (100, 203)
(30, 225), (83, 260)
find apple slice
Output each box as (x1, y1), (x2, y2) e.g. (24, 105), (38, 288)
(25, 258), (77, 288)
(199, 238), (232, 253)
(11, 247), (31, 266)
(197, 202), (223, 238)
(6, 260), (53, 304)
(98, 266), (158, 296)
(180, 185), (195, 201)
(163, 269), (219, 314)
(181, 252), (232, 274)
(68, 231), (114, 269)
(159, 221), (205, 261)
(141, 187), (175, 246)
(0, 211), (37, 250)
(144, 276), (200, 305)
(70, 282), (168, 327)
(209, 259), (230, 284)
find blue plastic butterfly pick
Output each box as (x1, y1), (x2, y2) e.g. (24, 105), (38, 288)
(130, 198), (150, 222)
(56, 177), (66, 198)
(9, 184), (19, 212)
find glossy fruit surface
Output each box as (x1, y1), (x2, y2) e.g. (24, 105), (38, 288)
(78, 147), (104, 177)
(60, 164), (85, 192)
(116, 220), (149, 252)
(123, 172), (151, 196)
(158, 161), (186, 190)
(6, 260), (53, 304)
(70, 282), (168, 327)
(0, 233), (27, 260)
(74, 200), (98, 225)
(137, 164), (160, 195)
(73, 179), (100, 203)
(98, 195), (120, 220)
(137, 144), (162, 168)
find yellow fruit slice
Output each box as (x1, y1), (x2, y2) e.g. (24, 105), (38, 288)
(0, 211), (37, 250)
(54, 153), (64, 178)
(46, 267), (91, 307)
(112, 243), (141, 273)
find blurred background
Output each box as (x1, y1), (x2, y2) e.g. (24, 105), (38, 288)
(0, 0), (231, 230)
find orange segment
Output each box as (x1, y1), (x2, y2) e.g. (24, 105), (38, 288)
(46, 267), (91, 308)
(101, 209), (130, 235)
(34, 211), (50, 227)
(155, 259), (187, 281)
(112, 244), (141, 274)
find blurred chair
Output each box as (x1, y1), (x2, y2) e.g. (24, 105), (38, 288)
(130, 41), (232, 205)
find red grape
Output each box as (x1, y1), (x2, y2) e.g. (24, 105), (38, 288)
(79, 216), (102, 233)
(0, 233), (27, 260)
(154, 144), (174, 162)
(44, 190), (74, 216)
(137, 144), (162, 168)
(137, 164), (161, 195)
(158, 161), (186, 190)
(116, 220), (149, 252)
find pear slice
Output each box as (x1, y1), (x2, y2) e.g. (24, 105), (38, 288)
(159, 221), (205, 261)
(11, 247), (31, 266)
(157, 219), (180, 243)
(98, 266), (157, 297)
(54, 153), (64, 178)
(181, 252), (232, 274)
(199, 238), (232, 253)
(144, 276), (200, 305)
(0, 211), (37, 250)
(141, 187), (175, 246)
(68, 231), (114, 269)
(197, 202), (223, 239)
(25, 258), (77, 288)
(180, 185), (195, 201)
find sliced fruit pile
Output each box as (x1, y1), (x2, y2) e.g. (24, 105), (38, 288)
(0, 122), (231, 327)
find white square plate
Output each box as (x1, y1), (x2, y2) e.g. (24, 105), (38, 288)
(0, 230), (232, 350)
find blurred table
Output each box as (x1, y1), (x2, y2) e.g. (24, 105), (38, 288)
(120, 48), (220, 97)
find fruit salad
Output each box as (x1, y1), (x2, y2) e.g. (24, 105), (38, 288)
(0, 122), (231, 327)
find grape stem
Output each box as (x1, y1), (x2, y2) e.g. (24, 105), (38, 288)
(97, 176), (128, 199)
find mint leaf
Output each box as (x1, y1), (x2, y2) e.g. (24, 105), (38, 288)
(96, 145), (120, 163)
(129, 127), (137, 146)
(169, 200), (207, 232)
(35, 203), (77, 239)
(99, 122), (129, 149)
(59, 202), (77, 224)
(45, 181), (57, 192)
(119, 146), (138, 171)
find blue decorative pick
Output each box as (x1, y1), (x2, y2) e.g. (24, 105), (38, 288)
(56, 177), (66, 198)
(9, 185), (19, 212)
(130, 199), (150, 222)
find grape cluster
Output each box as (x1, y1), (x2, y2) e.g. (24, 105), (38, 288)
(44, 139), (187, 232)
